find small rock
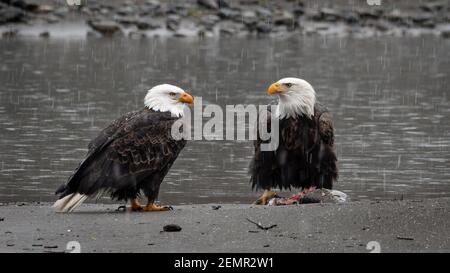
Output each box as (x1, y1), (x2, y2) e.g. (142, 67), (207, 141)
(0, 6), (25, 24)
(198, 28), (207, 38)
(0, 217), (4, 221)
(163, 224), (182, 232)
(53, 6), (69, 18)
(115, 16), (139, 25)
(411, 14), (435, 28)
(293, 6), (305, 17)
(116, 6), (134, 16)
(273, 10), (297, 30)
(256, 22), (271, 34)
(343, 11), (360, 24)
(86, 31), (99, 38)
(385, 10), (407, 25)
(441, 29), (450, 38)
(316, 8), (342, 22)
(241, 10), (257, 24)
(211, 205), (221, 210)
(136, 20), (160, 30)
(166, 14), (180, 31)
(39, 31), (50, 38)
(200, 14), (221, 30)
(197, 0), (219, 10)
(420, 2), (444, 12)
(173, 32), (187, 38)
(36, 4), (54, 13)
(255, 7), (272, 19)
(217, 0), (230, 9)
(218, 8), (240, 20)
(2, 29), (19, 38)
(99, 8), (110, 16)
(375, 21), (390, 32)
(166, 3), (188, 16)
(220, 25), (237, 36)
(9, 0), (39, 12)
(357, 9), (382, 20)
(88, 20), (122, 36)
(129, 31), (146, 39)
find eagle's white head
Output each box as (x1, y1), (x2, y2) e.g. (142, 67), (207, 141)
(267, 77), (316, 119)
(144, 84), (194, 117)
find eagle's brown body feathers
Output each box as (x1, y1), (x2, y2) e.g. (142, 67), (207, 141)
(55, 108), (186, 203)
(250, 102), (338, 191)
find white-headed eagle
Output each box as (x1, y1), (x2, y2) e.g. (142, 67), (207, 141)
(53, 84), (194, 212)
(250, 77), (338, 204)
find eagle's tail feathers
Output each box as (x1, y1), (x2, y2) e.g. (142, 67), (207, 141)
(52, 193), (88, 213)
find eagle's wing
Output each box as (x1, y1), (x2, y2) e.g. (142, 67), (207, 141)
(318, 111), (335, 146)
(317, 110), (338, 188)
(57, 110), (185, 197)
(87, 110), (138, 152)
(105, 112), (186, 174)
(55, 111), (138, 196)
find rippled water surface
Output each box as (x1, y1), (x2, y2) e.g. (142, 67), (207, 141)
(0, 35), (449, 204)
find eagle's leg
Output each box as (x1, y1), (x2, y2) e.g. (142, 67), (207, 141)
(142, 203), (171, 212)
(130, 198), (143, 211)
(254, 189), (279, 205)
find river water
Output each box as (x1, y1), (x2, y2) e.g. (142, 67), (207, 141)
(0, 34), (449, 204)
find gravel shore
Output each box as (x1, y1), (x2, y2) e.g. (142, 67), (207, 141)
(0, 198), (449, 253)
(1, 0), (450, 38)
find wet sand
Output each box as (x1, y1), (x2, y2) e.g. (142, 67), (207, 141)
(0, 198), (449, 253)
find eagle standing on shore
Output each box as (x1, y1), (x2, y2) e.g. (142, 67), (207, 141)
(53, 84), (194, 212)
(250, 77), (338, 205)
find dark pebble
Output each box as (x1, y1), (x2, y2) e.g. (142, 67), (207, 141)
(44, 245), (58, 249)
(39, 31), (50, 38)
(256, 22), (272, 34)
(163, 224), (182, 232)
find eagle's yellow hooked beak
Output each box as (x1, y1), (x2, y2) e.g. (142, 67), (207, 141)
(267, 82), (285, 95)
(178, 91), (194, 104)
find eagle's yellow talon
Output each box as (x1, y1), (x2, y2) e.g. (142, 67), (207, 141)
(142, 203), (171, 212)
(254, 190), (278, 205)
(130, 198), (143, 212)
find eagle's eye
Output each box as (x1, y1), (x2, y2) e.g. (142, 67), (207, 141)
(169, 92), (177, 97)
(284, 83), (293, 88)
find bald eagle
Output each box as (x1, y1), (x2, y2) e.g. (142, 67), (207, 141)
(53, 84), (194, 212)
(250, 77), (338, 205)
